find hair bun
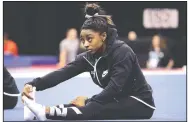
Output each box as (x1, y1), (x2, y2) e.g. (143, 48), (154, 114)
(85, 3), (100, 16)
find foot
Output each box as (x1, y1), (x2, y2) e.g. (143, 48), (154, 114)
(22, 96), (47, 121)
(24, 87), (36, 121)
(24, 106), (36, 121)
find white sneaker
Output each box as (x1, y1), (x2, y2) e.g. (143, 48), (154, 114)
(24, 87), (36, 121)
(22, 95), (47, 121)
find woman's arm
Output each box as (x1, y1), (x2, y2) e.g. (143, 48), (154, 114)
(90, 47), (134, 104)
(58, 48), (67, 68)
(26, 53), (90, 91)
(146, 61), (150, 68)
(166, 59), (174, 69)
(162, 48), (174, 69)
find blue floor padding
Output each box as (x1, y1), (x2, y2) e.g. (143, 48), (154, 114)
(4, 74), (186, 121)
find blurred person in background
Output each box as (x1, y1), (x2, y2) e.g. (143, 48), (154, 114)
(3, 32), (18, 56)
(147, 34), (174, 69)
(58, 28), (79, 68)
(128, 31), (138, 41)
(3, 66), (19, 109)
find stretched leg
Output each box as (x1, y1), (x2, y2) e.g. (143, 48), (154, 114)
(23, 96), (103, 120)
(23, 96), (154, 120)
(44, 103), (77, 120)
(47, 102), (102, 120)
(24, 88), (36, 121)
(95, 96), (155, 119)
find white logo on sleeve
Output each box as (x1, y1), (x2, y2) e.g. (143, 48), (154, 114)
(102, 70), (108, 78)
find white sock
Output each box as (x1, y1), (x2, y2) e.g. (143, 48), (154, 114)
(24, 87), (36, 121)
(23, 92), (46, 121)
(24, 106), (36, 121)
(23, 96), (46, 121)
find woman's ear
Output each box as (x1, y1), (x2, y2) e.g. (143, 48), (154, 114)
(101, 32), (107, 42)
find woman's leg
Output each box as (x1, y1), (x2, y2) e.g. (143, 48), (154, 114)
(44, 103), (78, 120)
(95, 96), (155, 119)
(23, 96), (154, 120)
(3, 94), (18, 109)
(3, 66), (19, 109)
(23, 96), (103, 120)
(3, 66), (19, 95)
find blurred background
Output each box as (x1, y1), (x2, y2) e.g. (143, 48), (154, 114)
(3, 1), (186, 69)
(3, 1), (187, 121)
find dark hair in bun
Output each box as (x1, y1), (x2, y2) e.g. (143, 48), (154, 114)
(85, 3), (100, 16)
(81, 3), (115, 34)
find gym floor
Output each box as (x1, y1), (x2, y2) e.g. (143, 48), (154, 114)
(4, 73), (186, 121)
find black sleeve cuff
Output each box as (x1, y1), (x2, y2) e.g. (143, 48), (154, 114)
(85, 98), (91, 105)
(25, 78), (41, 91)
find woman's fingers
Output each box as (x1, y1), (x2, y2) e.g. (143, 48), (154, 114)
(22, 84), (34, 103)
(23, 92), (33, 100)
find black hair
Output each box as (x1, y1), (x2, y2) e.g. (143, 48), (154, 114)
(150, 34), (167, 50)
(81, 3), (116, 34)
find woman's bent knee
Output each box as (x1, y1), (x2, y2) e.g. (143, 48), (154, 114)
(4, 97), (18, 109)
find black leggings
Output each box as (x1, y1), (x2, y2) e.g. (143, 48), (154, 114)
(46, 97), (154, 120)
(3, 95), (18, 109)
(3, 66), (19, 109)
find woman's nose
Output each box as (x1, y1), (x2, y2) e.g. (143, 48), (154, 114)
(84, 41), (90, 49)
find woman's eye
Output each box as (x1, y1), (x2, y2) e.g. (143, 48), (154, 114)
(80, 38), (84, 44)
(87, 37), (92, 42)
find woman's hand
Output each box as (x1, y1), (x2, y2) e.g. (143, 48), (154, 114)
(22, 84), (34, 102)
(70, 96), (88, 107)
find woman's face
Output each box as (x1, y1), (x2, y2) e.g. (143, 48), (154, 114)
(80, 29), (106, 54)
(152, 35), (160, 48)
(67, 29), (77, 40)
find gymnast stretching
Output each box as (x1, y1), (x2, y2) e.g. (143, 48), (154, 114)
(22, 3), (156, 120)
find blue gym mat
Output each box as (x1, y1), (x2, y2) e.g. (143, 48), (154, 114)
(4, 74), (186, 121)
